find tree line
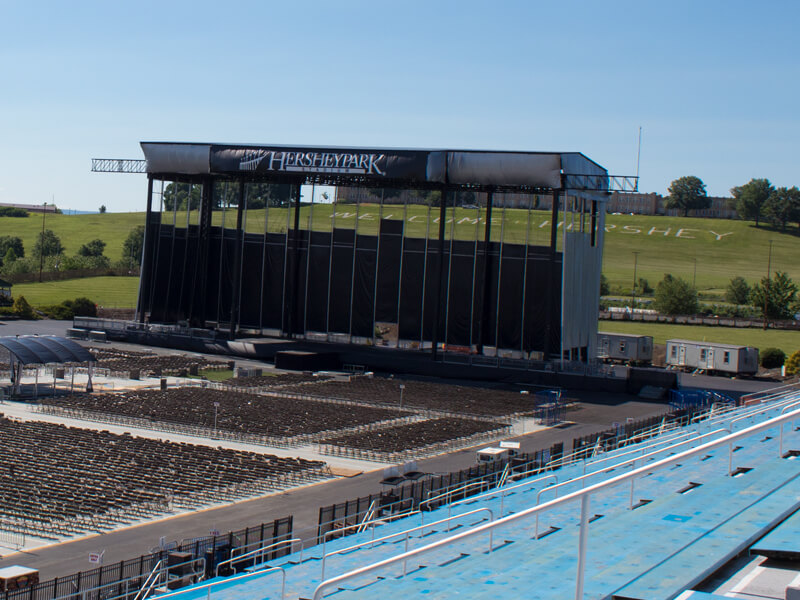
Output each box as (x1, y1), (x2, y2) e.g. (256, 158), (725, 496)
(666, 175), (800, 230)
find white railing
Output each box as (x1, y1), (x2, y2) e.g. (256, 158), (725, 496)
(311, 407), (800, 600)
(216, 538), (300, 577)
(320, 508), (493, 580)
(153, 566), (286, 600)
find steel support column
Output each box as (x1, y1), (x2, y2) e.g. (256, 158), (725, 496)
(430, 186), (449, 359)
(137, 176), (155, 323)
(229, 182), (245, 340)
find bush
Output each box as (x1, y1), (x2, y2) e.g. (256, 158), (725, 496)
(40, 297), (97, 320)
(785, 350), (800, 375)
(725, 276), (751, 305)
(760, 347), (786, 369)
(12, 296), (35, 319)
(0, 207), (29, 217)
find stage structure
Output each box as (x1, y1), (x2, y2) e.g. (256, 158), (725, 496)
(136, 142), (611, 365)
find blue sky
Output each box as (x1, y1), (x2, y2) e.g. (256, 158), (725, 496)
(1, 0), (798, 212)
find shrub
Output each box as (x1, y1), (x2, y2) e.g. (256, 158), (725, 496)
(40, 297), (97, 320)
(760, 347), (786, 369)
(12, 296), (35, 319)
(654, 274), (699, 315)
(785, 350), (800, 376)
(0, 207), (29, 217)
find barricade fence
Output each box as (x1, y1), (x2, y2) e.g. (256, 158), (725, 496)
(316, 444), (563, 541)
(570, 405), (709, 459)
(1, 517), (292, 600)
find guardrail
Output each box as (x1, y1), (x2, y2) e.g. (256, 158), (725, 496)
(311, 407), (800, 600)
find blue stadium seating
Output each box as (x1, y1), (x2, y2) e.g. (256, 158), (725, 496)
(150, 386), (800, 600)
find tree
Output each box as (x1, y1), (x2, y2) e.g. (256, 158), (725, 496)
(163, 182), (202, 211)
(730, 178), (773, 227)
(78, 239), (106, 257)
(763, 186), (800, 231)
(599, 273), (610, 296)
(637, 278), (653, 295)
(99, 205), (107, 214)
(33, 229), (64, 258)
(725, 276), (751, 305)
(0, 236), (24, 259)
(653, 274), (699, 315)
(665, 176), (710, 216)
(749, 271), (798, 320)
(3, 247), (17, 264)
(122, 226), (145, 267)
(785, 350), (800, 376)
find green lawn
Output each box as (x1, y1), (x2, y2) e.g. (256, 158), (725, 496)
(12, 277), (139, 308)
(599, 320), (800, 355)
(0, 212), (144, 263)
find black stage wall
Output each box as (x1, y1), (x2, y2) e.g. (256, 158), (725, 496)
(142, 221), (562, 356)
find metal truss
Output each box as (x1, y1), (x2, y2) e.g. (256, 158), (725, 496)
(91, 158), (147, 173)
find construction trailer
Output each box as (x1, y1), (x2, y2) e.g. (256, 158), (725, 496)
(596, 332), (653, 364)
(665, 339), (759, 376)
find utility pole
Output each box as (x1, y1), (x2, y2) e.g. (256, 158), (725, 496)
(38, 202), (47, 282)
(631, 251), (640, 310)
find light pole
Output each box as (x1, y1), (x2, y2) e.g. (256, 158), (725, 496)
(692, 258), (697, 288)
(399, 384), (405, 409)
(38, 202), (47, 282)
(213, 401), (220, 437)
(631, 251), (640, 309)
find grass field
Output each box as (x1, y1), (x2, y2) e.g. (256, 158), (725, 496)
(12, 277), (139, 308)
(0, 212), (145, 263)
(599, 320), (800, 355)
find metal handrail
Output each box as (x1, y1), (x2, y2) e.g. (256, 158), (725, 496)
(419, 481), (488, 512)
(534, 428), (729, 536)
(320, 507), (494, 580)
(133, 560), (162, 600)
(779, 400), (800, 456)
(311, 407), (800, 600)
(356, 499), (379, 533)
(215, 538), (300, 577)
(447, 474), (558, 519)
(321, 507), (420, 556)
(152, 566), (286, 600)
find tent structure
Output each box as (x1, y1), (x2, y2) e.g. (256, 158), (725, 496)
(0, 336), (96, 396)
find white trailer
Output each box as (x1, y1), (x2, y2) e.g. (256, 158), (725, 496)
(596, 332), (653, 364)
(665, 339), (759, 375)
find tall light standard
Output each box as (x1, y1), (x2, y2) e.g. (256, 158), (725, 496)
(631, 251), (640, 309)
(38, 202), (47, 282)
(399, 384), (405, 409)
(213, 401), (220, 437)
(692, 258), (697, 288)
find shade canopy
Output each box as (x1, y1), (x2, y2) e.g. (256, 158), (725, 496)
(0, 336), (94, 365)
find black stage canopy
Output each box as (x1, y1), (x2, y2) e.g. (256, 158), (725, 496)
(140, 142), (608, 191)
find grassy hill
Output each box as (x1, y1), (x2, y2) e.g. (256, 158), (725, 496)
(0, 212), (144, 263)
(4, 208), (799, 313)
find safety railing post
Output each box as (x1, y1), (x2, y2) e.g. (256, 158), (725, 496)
(575, 493), (591, 600)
